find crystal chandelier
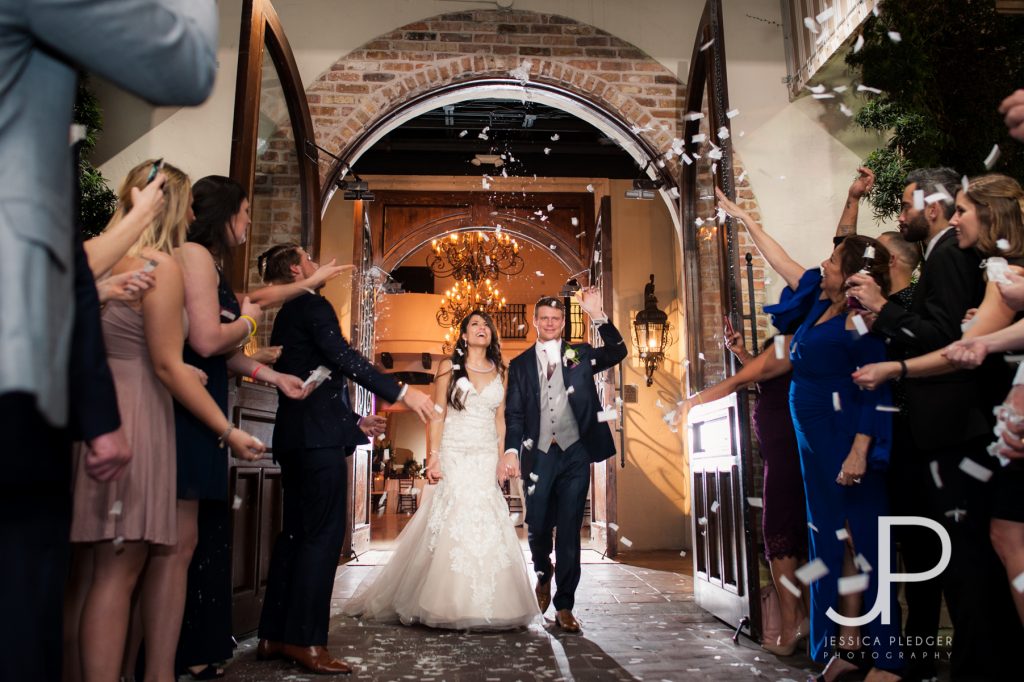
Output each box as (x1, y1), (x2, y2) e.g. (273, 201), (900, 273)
(437, 277), (506, 349)
(428, 229), (524, 284)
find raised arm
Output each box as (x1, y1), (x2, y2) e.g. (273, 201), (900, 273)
(247, 260), (353, 309)
(835, 166), (875, 239)
(29, 0), (217, 106)
(715, 188), (805, 290)
(84, 178), (166, 278)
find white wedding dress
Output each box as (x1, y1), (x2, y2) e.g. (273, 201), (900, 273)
(343, 375), (541, 630)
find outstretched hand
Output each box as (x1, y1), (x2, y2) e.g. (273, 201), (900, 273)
(848, 166), (875, 200)
(400, 387), (437, 423)
(851, 362), (899, 390)
(307, 259), (354, 289)
(714, 187), (747, 221)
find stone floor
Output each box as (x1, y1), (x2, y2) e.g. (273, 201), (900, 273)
(225, 550), (829, 681)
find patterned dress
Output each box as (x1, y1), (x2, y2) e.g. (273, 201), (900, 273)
(343, 375), (540, 629)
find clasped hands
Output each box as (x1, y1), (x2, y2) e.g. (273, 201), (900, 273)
(496, 451), (521, 485)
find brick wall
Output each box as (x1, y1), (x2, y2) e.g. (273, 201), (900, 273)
(249, 8), (773, 353)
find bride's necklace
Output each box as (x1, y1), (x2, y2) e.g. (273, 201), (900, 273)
(466, 361), (496, 373)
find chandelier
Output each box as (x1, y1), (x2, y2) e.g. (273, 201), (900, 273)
(428, 229), (524, 283)
(437, 277), (506, 349)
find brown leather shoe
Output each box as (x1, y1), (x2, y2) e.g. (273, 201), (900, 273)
(535, 569), (552, 613)
(555, 609), (581, 633)
(256, 638), (283, 660)
(279, 644), (351, 675)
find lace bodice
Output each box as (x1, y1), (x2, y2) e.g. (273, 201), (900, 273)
(437, 374), (503, 480)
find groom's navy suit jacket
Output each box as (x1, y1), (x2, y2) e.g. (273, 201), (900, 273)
(503, 321), (627, 476)
(271, 292), (401, 456)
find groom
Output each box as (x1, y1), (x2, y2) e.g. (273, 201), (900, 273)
(502, 290), (627, 632)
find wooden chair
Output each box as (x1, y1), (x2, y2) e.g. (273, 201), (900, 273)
(397, 478), (417, 514)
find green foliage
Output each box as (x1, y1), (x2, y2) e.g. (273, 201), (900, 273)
(845, 0), (1024, 221)
(73, 77), (117, 238)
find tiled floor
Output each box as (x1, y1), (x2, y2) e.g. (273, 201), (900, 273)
(225, 550), (829, 681)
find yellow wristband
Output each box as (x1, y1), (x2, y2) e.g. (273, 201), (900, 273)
(240, 315), (258, 338)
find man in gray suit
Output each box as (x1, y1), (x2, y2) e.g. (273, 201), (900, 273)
(0, 2), (218, 679)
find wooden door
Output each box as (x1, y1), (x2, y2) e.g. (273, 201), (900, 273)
(586, 196), (620, 557)
(680, 0), (762, 641)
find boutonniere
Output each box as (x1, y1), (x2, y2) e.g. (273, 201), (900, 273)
(563, 346), (580, 368)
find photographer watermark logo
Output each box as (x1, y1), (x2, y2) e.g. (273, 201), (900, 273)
(827, 516), (951, 627)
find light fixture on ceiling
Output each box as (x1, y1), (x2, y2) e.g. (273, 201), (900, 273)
(336, 174), (374, 201)
(470, 154), (504, 167)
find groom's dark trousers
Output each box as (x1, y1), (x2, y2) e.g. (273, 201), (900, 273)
(526, 441), (591, 611)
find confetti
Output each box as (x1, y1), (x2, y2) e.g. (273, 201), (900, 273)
(795, 558), (829, 584)
(113, 536), (125, 551)
(717, 126), (730, 140)
(566, 386), (575, 395)
(109, 501), (123, 517)
(710, 500), (720, 513)
(232, 495), (242, 510)
(838, 573), (870, 595)
(547, 203), (555, 212)
(697, 516), (708, 526)
(597, 407), (617, 423)
(433, 404), (444, 414)
(812, 93), (835, 100)
(816, 7), (835, 23)
(913, 189), (925, 210)
(853, 34), (865, 53)
(836, 528), (849, 541)
(527, 485), (536, 495)
(924, 191), (948, 205)
(807, 84), (826, 94)
(726, 108), (740, 119)
(508, 58), (533, 83)
(945, 507), (967, 522)
(929, 460), (943, 489)
(679, 550), (687, 557)
(529, 472), (539, 482)
(535, 270), (544, 277)
(857, 84), (882, 94)
(550, 133), (560, 141)
(839, 103), (854, 117)
(876, 405), (900, 412)
(549, 244), (556, 250)
(522, 438), (534, 450)
(832, 392), (842, 411)
(459, 130), (468, 137)
(586, 184), (594, 193)
(620, 537), (634, 547)
(683, 111), (704, 121)
(852, 314), (868, 337)
(774, 335), (787, 359)
(887, 31), (902, 43)
(803, 17), (819, 34)
(958, 457), (993, 482)
(854, 553), (873, 573)
(746, 497), (763, 508)
(779, 575), (802, 597)
(808, 522), (819, 533)
(962, 175), (970, 194)
(543, 147), (551, 155)
(1013, 571), (1024, 594)
(691, 133), (707, 144)
(699, 38), (714, 51)
(668, 187), (681, 200)
(983, 144), (1002, 171)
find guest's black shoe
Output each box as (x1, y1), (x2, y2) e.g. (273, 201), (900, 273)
(257, 638), (284, 661)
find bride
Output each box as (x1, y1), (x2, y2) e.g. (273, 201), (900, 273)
(343, 310), (541, 629)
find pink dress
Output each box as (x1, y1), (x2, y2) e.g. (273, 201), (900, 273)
(71, 301), (177, 545)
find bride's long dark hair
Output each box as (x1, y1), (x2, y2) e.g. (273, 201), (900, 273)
(445, 310), (506, 411)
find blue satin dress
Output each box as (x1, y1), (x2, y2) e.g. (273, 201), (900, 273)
(774, 270), (902, 670)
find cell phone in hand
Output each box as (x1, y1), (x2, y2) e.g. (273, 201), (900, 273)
(723, 315), (735, 337)
(145, 158), (164, 185)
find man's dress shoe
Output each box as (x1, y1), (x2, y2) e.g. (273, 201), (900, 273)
(256, 638), (283, 660)
(279, 644), (351, 675)
(535, 575), (552, 613)
(555, 609), (581, 633)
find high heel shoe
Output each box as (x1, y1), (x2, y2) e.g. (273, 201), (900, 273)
(794, 616), (810, 641)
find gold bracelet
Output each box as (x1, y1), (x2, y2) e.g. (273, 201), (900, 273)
(239, 315), (258, 338)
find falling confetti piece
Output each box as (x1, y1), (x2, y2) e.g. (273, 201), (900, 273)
(838, 573), (870, 595)
(913, 189), (925, 210)
(620, 537), (633, 547)
(962, 175), (970, 194)
(109, 501), (123, 517)
(550, 133), (560, 141)
(523, 438), (534, 450)
(586, 184), (594, 193)
(959, 457), (993, 482)
(113, 536), (125, 550)
(697, 516), (708, 526)
(857, 84), (882, 94)
(854, 34), (865, 53)
(566, 386), (575, 395)
(812, 93), (835, 100)
(774, 335), (787, 359)
(816, 7), (835, 24)
(679, 550), (687, 557)
(807, 84), (826, 94)
(549, 244), (556, 250)
(717, 126), (730, 140)
(683, 111), (704, 121)
(832, 392), (842, 411)
(796, 558), (829, 584)
(710, 500), (720, 513)
(876, 405), (900, 413)
(433, 404), (443, 414)
(854, 553), (873, 572)
(726, 108), (740, 119)
(459, 130), (468, 137)
(746, 497), (763, 508)
(535, 270), (544, 277)
(803, 17), (819, 33)
(887, 31), (902, 43)
(779, 575), (802, 597)
(597, 408), (617, 423)
(699, 38), (714, 51)
(527, 485), (536, 495)
(808, 522), (819, 533)
(945, 508), (967, 522)
(691, 133), (707, 144)
(547, 203), (555, 212)
(232, 495), (243, 510)
(529, 472), (539, 482)
(984, 144), (1001, 170)
(929, 461), (943, 489)
(543, 147), (551, 155)
(998, 239), (1011, 251)
(1013, 571), (1024, 594)
(836, 528), (850, 541)
(852, 314), (868, 337)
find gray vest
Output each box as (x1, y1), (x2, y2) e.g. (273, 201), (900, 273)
(537, 348), (580, 454)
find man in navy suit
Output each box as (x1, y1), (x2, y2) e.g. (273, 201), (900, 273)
(255, 244), (434, 674)
(502, 291), (627, 632)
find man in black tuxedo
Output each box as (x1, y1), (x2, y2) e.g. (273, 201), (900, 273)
(502, 290), (626, 633)
(255, 244), (434, 675)
(845, 168), (1021, 680)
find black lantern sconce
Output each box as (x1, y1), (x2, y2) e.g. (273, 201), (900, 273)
(633, 274), (671, 387)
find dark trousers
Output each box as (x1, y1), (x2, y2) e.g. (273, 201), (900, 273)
(525, 440), (590, 612)
(0, 394), (72, 682)
(176, 499), (234, 671)
(888, 421), (945, 677)
(927, 441), (1023, 681)
(258, 447), (348, 646)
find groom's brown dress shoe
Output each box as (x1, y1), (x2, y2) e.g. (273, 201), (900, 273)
(256, 638), (283, 660)
(279, 644), (351, 675)
(555, 609), (581, 633)
(535, 568), (553, 613)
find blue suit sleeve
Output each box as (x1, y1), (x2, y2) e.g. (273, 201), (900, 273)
(765, 268), (822, 335)
(306, 297), (402, 404)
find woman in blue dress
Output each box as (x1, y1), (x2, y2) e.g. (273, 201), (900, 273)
(716, 190), (902, 682)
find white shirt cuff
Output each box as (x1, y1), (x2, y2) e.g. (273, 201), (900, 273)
(397, 384), (409, 401)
